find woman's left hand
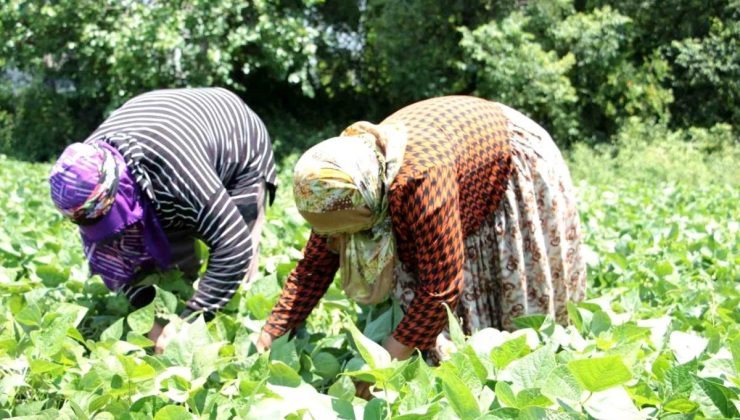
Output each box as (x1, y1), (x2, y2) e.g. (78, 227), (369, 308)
(354, 381), (374, 400)
(154, 322), (178, 354)
(383, 335), (414, 361)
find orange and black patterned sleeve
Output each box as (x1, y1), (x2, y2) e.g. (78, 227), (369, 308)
(263, 232), (339, 338)
(391, 166), (466, 350)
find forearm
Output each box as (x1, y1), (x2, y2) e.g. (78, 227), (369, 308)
(186, 188), (254, 319)
(263, 232), (339, 337)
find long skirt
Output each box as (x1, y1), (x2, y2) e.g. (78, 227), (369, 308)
(393, 104), (586, 355)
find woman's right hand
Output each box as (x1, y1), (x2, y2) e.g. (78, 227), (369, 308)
(148, 322), (165, 343)
(256, 329), (275, 353)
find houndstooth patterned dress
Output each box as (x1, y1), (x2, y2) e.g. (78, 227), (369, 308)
(265, 96), (585, 352)
(392, 102), (586, 353)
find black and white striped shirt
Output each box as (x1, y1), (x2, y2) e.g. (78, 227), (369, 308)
(84, 88), (276, 318)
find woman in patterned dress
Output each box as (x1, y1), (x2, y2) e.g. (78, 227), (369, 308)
(258, 95), (586, 365)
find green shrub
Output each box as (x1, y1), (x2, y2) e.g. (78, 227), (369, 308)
(0, 110), (13, 153)
(665, 18), (740, 128)
(4, 83), (81, 161)
(568, 117), (738, 187)
(460, 13), (580, 145)
(551, 7), (673, 139)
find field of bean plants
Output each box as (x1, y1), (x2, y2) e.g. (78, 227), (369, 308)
(0, 139), (737, 419)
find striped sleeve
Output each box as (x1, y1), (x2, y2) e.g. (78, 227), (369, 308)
(120, 284), (156, 308)
(181, 184), (253, 319)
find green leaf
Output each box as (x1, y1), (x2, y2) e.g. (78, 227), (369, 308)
(495, 385), (552, 410)
(507, 344), (557, 389)
(731, 336), (740, 375)
(15, 303), (42, 327)
(541, 365), (583, 403)
(153, 286), (178, 315)
(111, 374), (124, 389)
(245, 294), (275, 321)
(397, 356), (435, 412)
(392, 403), (443, 420)
(448, 350), (485, 390)
(101, 318), (124, 341)
(663, 398), (699, 413)
(517, 406), (575, 420)
(652, 352), (673, 381)
(512, 314), (546, 330)
(346, 320), (391, 369)
(665, 359), (698, 398)
(331, 399), (356, 420)
(567, 355), (632, 392)
(444, 303), (465, 347)
(654, 260), (674, 276)
(490, 335), (528, 370)
(29, 359), (63, 375)
(363, 397), (389, 420)
(328, 375), (355, 401)
(461, 346), (489, 383)
(271, 333), (300, 371)
(626, 380), (661, 407)
(312, 352), (340, 379)
(484, 408), (519, 419)
(363, 304), (395, 343)
(35, 264), (68, 287)
(268, 361), (302, 387)
(567, 302), (584, 333)
(126, 332), (154, 348)
(33, 318), (67, 357)
(435, 363), (482, 419)
(154, 405), (193, 420)
(161, 317), (210, 366)
(129, 362), (156, 383)
(590, 311), (612, 336)
(494, 381), (518, 408)
(699, 351), (734, 379)
(691, 378), (739, 418)
(193, 342), (224, 379)
(612, 323), (650, 344)
(342, 367), (394, 384)
(127, 304), (155, 335)
(55, 303), (88, 327)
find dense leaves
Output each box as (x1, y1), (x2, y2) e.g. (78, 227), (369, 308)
(0, 0), (736, 159)
(1, 134), (738, 417)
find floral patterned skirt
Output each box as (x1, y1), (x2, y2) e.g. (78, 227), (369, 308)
(393, 104), (586, 349)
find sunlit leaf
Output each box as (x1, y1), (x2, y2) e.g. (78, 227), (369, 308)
(568, 355), (632, 392)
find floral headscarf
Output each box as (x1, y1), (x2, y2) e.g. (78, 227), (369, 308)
(49, 141), (171, 291)
(50, 142), (120, 223)
(293, 121), (407, 304)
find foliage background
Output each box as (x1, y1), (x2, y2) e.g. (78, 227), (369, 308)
(0, 1), (738, 418)
(0, 0), (737, 160)
(0, 128), (738, 418)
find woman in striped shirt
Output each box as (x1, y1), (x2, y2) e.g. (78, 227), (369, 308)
(49, 88), (276, 353)
(258, 96), (586, 371)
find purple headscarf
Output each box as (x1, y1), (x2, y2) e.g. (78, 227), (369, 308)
(50, 141), (171, 290)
